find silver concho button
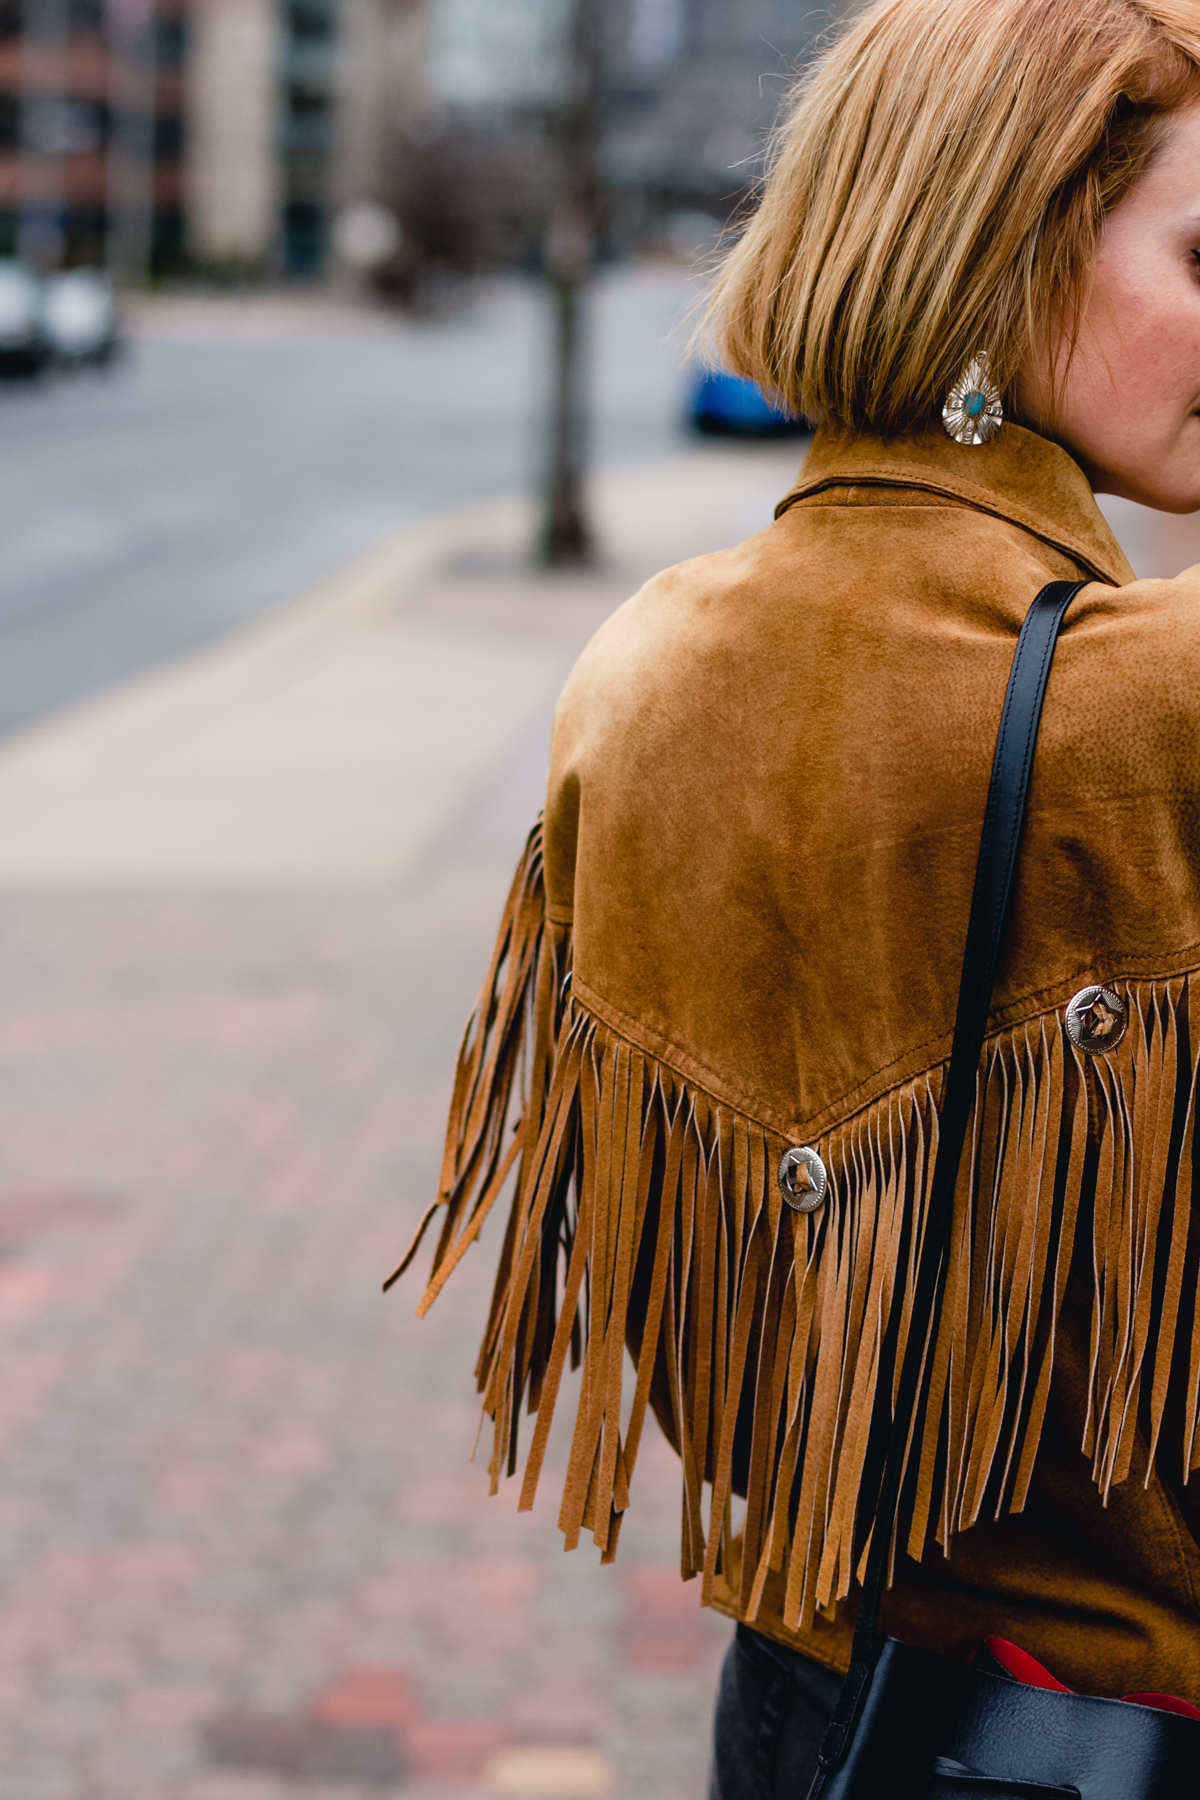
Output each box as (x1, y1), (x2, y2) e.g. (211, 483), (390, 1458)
(778, 1145), (828, 1213)
(1065, 984), (1127, 1055)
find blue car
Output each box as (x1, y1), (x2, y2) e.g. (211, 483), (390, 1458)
(690, 369), (807, 438)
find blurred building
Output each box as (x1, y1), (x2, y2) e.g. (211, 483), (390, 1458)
(188, 0), (843, 287)
(0, 0), (424, 281)
(0, 1), (841, 285)
(187, 0), (426, 277)
(0, 0), (187, 274)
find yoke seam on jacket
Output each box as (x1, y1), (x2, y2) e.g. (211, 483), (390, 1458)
(572, 944), (1200, 1144)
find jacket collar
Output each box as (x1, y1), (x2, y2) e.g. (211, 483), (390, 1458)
(779, 420), (1134, 586)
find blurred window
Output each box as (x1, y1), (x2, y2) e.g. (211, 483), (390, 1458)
(281, 0), (337, 274)
(285, 45), (335, 88)
(628, 0), (683, 73)
(426, 0), (572, 109)
(68, 0), (106, 32)
(25, 98), (108, 157)
(283, 115), (331, 154)
(154, 111), (183, 166)
(288, 0), (336, 43)
(284, 200), (324, 274)
(155, 15), (188, 70)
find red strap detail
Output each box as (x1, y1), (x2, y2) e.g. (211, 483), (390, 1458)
(983, 1637), (1071, 1694)
(1122, 1692), (1200, 1720)
(984, 1637), (1200, 1717)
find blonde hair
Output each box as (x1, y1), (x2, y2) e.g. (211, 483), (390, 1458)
(707, 0), (1200, 431)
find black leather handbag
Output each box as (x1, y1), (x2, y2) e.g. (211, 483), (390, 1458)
(807, 581), (1200, 1800)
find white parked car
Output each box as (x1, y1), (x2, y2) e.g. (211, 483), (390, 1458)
(0, 261), (48, 372)
(44, 268), (119, 365)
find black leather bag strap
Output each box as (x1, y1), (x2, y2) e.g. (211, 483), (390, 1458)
(813, 579), (1090, 1785)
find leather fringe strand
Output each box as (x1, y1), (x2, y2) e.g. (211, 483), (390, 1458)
(395, 822), (1200, 1631)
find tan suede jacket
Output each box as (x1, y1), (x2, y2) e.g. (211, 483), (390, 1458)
(401, 422), (1200, 1701)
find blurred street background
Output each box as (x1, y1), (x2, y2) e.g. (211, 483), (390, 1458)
(0, 5), (1197, 1800)
(0, 268), (695, 734)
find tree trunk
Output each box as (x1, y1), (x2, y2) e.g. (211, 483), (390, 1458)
(541, 228), (592, 565)
(537, 0), (605, 568)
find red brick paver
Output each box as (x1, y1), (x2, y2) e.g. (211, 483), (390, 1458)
(0, 552), (734, 1800)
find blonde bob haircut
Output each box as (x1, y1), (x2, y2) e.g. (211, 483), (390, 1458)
(707, 0), (1200, 432)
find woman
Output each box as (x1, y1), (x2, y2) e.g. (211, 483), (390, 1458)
(393, 0), (1200, 1791)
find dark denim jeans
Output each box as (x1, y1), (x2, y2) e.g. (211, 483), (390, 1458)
(710, 1624), (844, 1800)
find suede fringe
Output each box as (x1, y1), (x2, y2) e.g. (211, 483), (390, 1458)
(398, 823), (1200, 1631)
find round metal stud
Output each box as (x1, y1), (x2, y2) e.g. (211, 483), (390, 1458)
(778, 1145), (828, 1213)
(1065, 984), (1127, 1056)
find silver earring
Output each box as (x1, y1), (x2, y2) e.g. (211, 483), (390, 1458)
(942, 352), (1003, 446)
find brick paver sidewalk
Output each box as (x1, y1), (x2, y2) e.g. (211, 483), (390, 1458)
(0, 446), (804, 1800)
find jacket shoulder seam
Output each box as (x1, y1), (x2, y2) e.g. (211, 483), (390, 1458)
(777, 473), (1117, 583)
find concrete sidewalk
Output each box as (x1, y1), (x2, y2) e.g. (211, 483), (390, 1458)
(0, 447), (797, 889)
(0, 441), (805, 1800)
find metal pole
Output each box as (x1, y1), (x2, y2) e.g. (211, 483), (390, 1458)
(19, 0), (70, 269)
(106, 0), (158, 283)
(538, 0), (605, 568)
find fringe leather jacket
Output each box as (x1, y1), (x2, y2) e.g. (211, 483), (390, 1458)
(397, 422), (1200, 1700)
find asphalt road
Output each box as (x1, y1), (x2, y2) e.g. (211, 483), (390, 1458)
(5, 256), (1197, 749)
(0, 265), (699, 740)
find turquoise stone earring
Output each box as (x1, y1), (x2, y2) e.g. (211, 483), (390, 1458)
(942, 353), (1003, 445)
